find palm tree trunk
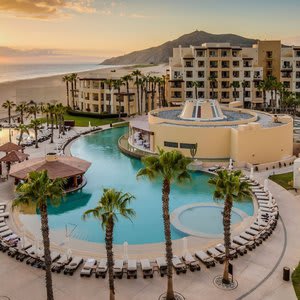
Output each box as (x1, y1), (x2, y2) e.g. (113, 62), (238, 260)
(35, 127), (38, 148)
(18, 131), (23, 146)
(136, 77), (140, 115)
(106, 219), (115, 300)
(127, 83), (130, 116)
(50, 115), (54, 144)
(222, 197), (233, 284)
(71, 81), (75, 109)
(162, 178), (175, 300)
(140, 86), (144, 114)
(118, 89), (121, 121)
(66, 82), (70, 107)
(8, 107), (11, 125)
(20, 111), (24, 124)
(39, 203), (54, 300)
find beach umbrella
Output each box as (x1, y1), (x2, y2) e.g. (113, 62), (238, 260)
(88, 121), (91, 128)
(250, 167), (254, 180)
(228, 158), (233, 170)
(66, 248), (72, 260)
(264, 179), (269, 192)
(182, 237), (188, 256)
(123, 241), (128, 261)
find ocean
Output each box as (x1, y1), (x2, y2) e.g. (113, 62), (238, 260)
(0, 63), (113, 83)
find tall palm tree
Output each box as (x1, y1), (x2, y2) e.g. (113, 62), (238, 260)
(192, 81), (201, 100)
(83, 189), (135, 300)
(230, 81), (240, 102)
(241, 80), (247, 108)
(258, 79), (273, 111)
(135, 77), (144, 114)
(132, 70), (142, 114)
(55, 104), (67, 136)
(144, 75), (150, 113)
(62, 75), (71, 107)
(16, 123), (29, 145)
(208, 75), (217, 100)
(208, 170), (251, 284)
(47, 104), (56, 143)
(161, 75), (167, 107)
(113, 79), (123, 121)
(137, 149), (192, 300)
(29, 119), (42, 148)
(13, 170), (65, 300)
(105, 79), (115, 113)
(27, 100), (39, 120)
(148, 76), (158, 111)
(69, 74), (77, 110)
(15, 102), (28, 124)
(121, 75), (133, 116)
(2, 100), (16, 125)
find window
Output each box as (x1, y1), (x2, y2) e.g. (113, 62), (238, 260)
(266, 51), (273, 58)
(198, 61), (205, 68)
(233, 71), (239, 78)
(221, 50), (229, 57)
(198, 91), (205, 98)
(244, 71), (251, 78)
(93, 104), (99, 112)
(92, 93), (99, 101)
(221, 71), (229, 78)
(196, 50), (205, 57)
(296, 61), (300, 68)
(209, 50), (217, 57)
(243, 60), (252, 68)
(198, 71), (205, 78)
(296, 82), (300, 89)
(245, 91), (251, 98)
(186, 71), (193, 78)
(164, 141), (178, 148)
(267, 61), (273, 68)
(296, 72), (300, 78)
(296, 51), (300, 57)
(185, 61), (193, 68)
(210, 61), (218, 68)
(186, 91), (193, 98)
(186, 81), (193, 88)
(233, 61), (240, 67)
(209, 71), (218, 78)
(100, 82), (105, 89)
(222, 61), (230, 68)
(256, 91), (262, 98)
(283, 81), (290, 88)
(180, 143), (197, 149)
(106, 94), (111, 101)
(232, 50), (239, 57)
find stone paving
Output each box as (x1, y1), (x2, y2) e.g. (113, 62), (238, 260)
(0, 127), (299, 300)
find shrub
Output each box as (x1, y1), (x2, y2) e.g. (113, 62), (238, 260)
(67, 109), (127, 119)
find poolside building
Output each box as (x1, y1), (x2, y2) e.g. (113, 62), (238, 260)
(127, 99), (293, 166)
(166, 40), (300, 108)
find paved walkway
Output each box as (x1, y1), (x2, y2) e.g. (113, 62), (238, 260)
(0, 129), (299, 299)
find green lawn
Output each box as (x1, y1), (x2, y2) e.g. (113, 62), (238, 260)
(292, 262), (300, 299)
(39, 112), (121, 127)
(268, 172), (293, 190)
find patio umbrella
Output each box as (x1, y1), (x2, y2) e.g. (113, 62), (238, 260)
(0, 142), (23, 153)
(264, 179), (269, 192)
(228, 158), (233, 170)
(182, 237), (188, 256)
(123, 241), (128, 261)
(249, 167), (254, 180)
(0, 150), (29, 163)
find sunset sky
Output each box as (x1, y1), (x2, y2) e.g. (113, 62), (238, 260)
(1, 0), (300, 64)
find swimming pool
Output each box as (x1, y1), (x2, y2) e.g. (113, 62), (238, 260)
(19, 127), (254, 244)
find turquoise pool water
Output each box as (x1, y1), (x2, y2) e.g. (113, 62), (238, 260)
(178, 206), (243, 235)
(20, 127), (254, 244)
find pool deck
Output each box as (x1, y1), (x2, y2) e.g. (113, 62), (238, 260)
(0, 125), (299, 299)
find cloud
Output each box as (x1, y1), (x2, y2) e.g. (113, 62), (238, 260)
(0, 47), (64, 57)
(0, 0), (96, 19)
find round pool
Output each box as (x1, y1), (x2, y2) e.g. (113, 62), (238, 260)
(171, 203), (248, 238)
(19, 127), (254, 244)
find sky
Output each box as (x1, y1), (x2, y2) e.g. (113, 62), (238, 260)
(0, 0), (300, 64)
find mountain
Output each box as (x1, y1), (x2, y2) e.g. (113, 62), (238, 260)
(101, 31), (258, 65)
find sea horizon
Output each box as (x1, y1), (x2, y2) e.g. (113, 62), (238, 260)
(0, 62), (116, 84)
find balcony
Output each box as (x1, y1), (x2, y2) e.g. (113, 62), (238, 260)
(281, 64), (293, 71)
(185, 62), (193, 68)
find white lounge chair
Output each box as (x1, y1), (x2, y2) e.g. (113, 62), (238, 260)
(182, 252), (200, 271)
(156, 257), (167, 277)
(64, 257), (83, 275)
(113, 259), (124, 279)
(95, 258), (107, 278)
(140, 259), (153, 278)
(0, 212), (9, 218)
(80, 258), (96, 277)
(207, 247), (225, 263)
(127, 259), (137, 279)
(172, 256), (187, 274)
(195, 250), (215, 268)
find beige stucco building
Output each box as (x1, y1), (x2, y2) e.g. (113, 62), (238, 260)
(128, 100), (293, 165)
(166, 40), (300, 109)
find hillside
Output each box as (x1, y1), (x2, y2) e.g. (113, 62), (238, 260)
(101, 30), (258, 65)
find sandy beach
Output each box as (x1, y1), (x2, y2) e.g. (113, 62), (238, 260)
(0, 64), (167, 118)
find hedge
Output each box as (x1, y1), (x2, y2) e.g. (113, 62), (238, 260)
(67, 109), (127, 119)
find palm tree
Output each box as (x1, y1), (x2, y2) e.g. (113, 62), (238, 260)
(105, 79), (115, 113)
(258, 79), (273, 111)
(2, 100), (16, 125)
(16, 123), (29, 145)
(137, 149), (192, 300)
(148, 76), (158, 111)
(29, 119), (42, 148)
(230, 81), (240, 102)
(208, 75), (217, 99)
(135, 77), (144, 113)
(55, 104), (67, 136)
(241, 80), (247, 108)
(144, 75), (150, 113)
(161, 75), (167, 107)
(15, 102), (28, 124)
(132, 70), (142, 114)
(69, 74), (77, 109)
(83, 188), (135, 300)
(192, 81), (201, 100)
(62, 75), (71, 107)
(27, 100), (39, 120)
(121, 75), (133, 116)
(113, 79), (123, 121)
(13, 170), (65, 300)
(47, 104), (56, 143)
(208, 169), (251, 284)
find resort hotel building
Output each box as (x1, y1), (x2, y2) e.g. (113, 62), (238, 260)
(165, 40), (300, 108)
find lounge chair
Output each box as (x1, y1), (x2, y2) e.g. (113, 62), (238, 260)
(0, 230), (13, 238)
(80, 258), (96, 277)
(95, 258), (107, 278)
(0, 217), (4, 222)
(0, 212), (9, 218)
(127, 259), (137, 279)
(233, 236), (256, 250)
(240, 232), (262, 245)
(39, 251), (61, 269)
(215, 244), (238, 259)
(0, 226), (9, 233)
(207, 247), (225, 263)
(0, 222), (6, 228)
(52, 255), (72, 273)
(195, 251), (215, 268)
(182, 252), (200, 272)
(16, 245), (35, 261)
(64, 257), (83, 275)
(140, 259), (153, 278)
(156, 257), (167, 277)
(113, 259), (124, 279)
(172, 256), (187, 275)
(230, 242), (247, 255)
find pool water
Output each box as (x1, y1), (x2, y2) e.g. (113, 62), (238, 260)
(20, 127), (254, 245)
(178, 206), (243, 235)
